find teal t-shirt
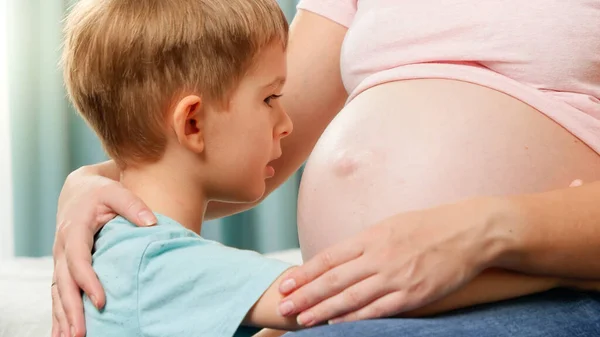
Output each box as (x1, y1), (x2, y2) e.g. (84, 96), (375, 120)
(83, 214), (291, 337)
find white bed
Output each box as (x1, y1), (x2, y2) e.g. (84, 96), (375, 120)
(0, 249), (303, 337)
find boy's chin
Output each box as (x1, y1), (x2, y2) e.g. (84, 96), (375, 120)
(246, 184), (266, 203)
(229, 182), (266, 204)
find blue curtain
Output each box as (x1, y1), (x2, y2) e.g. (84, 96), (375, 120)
(9, 0), (301, 257)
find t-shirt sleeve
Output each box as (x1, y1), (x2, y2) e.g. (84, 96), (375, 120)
(136, 237), (292, 337)
(296, 0), (357, 28)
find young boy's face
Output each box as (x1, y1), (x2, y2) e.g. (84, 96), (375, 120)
(203, 42), (292, 203)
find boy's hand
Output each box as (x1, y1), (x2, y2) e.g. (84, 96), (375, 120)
(52, 162), (156, 337)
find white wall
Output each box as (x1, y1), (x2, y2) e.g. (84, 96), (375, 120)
(0, 0), (15, 258)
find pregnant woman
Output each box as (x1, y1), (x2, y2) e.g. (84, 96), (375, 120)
(52, 1), (600, 336)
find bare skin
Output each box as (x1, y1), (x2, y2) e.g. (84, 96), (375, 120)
(52, 10), (600, 337)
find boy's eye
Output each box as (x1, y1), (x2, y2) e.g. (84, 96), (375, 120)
(264, 94), (283, 106)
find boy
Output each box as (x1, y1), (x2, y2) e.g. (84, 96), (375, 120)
(62, 0), (297, 335)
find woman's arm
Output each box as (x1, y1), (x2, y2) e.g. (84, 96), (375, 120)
(401, 268), (600, 318)
(499, 181), (600, 278)
(399, 268), (560, 318)
(276, 182), (600, 325)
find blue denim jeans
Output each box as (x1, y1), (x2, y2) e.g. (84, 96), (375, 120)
(285, 289), (600, 337)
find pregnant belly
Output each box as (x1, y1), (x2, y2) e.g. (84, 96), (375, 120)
(297, 79), (600, 260)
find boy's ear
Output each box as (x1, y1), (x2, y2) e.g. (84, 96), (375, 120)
(171, 95), (205, 153)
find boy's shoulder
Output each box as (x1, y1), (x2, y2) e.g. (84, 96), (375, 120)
(87, 214), (292, 337)
(92, 213), (281, 271)
(92, 214), (199, 258)
(91, 213), (216, 279)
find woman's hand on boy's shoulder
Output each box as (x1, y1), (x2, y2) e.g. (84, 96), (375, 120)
(52, 161), (156, 337)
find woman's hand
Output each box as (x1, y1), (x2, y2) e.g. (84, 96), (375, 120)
(278, 179), (586, 327)
(253, 329), (288, 337)
(51, 162), (155, 337)
(277, 197), (520, 327)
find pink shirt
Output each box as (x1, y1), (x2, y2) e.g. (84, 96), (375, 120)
(297, 0), (600, 154)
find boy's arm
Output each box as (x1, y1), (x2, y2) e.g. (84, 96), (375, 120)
(244, 267), (303, 331)
(136, 239), (303, 336)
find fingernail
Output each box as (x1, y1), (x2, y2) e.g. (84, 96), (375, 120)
(278, 300), (295, 316)
(70, 326), (76, 337)
(91, 295), (99, 308)
(570, 179), (583, 187)
(297, 311), (315, 327)
(138, 211), (157, 226)
(328, 318), (343, 325)
(280, 279), (296, 293)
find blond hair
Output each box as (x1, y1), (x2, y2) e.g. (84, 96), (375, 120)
(62, 0), (288, 167)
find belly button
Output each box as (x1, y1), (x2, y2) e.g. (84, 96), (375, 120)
(332, 150), (379, 177)
(332, 150), (359, 177)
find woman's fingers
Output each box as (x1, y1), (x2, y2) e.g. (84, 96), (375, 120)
(52, 167), (150, 337)
(51, 316), (58, 337)
(279, 239), (364, 297)
(328, 291), (407, 324)
(51, 280), (70, 337)
(281, 200), (497, 326)
(65, 225), (105, 309)
(279, 257), (373, 317)
(55, 260), (86, 337)
(98, 183), (156, 227)
(51, 316), (60, 337)
(569, 179), (583, 187)
(295, 274), (390, 326)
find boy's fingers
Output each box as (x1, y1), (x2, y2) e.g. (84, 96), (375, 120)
(280, 240), (363, 296)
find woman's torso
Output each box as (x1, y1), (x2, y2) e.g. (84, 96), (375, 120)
(298, 79), (600, 259)
(342, 0), (600, 112)
(296, 0), (600, 259)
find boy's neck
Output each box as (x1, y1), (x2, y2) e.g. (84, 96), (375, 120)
(120, 162), (207, 234)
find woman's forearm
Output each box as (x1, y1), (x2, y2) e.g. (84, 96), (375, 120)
(497, 181), (600, 279)
(408, 181), (600, 318)
(403, 269), (559, 317)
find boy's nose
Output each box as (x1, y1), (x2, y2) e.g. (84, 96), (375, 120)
(276, 109), (293, 139)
